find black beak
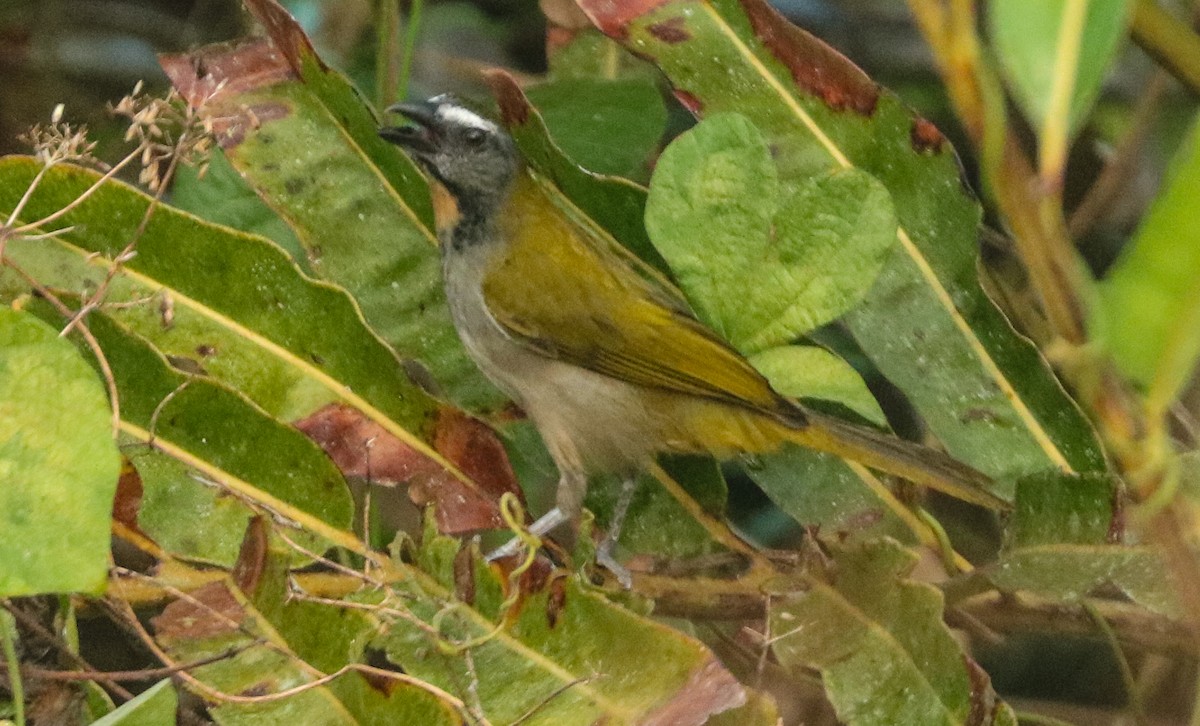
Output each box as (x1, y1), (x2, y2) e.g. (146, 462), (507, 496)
(379, 101), (440, 156)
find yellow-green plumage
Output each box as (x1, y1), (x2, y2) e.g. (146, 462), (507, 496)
(488, 173), (791, 417)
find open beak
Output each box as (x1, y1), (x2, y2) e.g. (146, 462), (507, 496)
(379, 101), (440, 157)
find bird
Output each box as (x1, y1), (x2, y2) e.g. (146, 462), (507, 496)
(379, 94), (1004, 582)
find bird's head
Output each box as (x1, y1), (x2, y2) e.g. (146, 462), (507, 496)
(380, 95), (518, 211)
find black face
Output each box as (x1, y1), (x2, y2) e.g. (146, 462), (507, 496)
(379, 95), (518, 203)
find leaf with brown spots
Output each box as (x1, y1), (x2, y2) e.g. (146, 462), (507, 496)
(160, 0), (501, 412)
(150, 571), (464, 723)
(296, 403), (523, 534)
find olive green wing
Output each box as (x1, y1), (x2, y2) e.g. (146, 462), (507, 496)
(484, 180), (785, 413)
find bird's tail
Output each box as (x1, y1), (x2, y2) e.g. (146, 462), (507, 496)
(783, 409), (1010, 511)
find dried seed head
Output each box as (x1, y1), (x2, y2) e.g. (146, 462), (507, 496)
(18, 121), (99, 167)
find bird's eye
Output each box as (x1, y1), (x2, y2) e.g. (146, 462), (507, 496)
(464, 128), (486, 145)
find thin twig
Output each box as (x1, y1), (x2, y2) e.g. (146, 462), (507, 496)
(10, 148), (142, 236)
(1068, 71), (1169, 239)
(60, 127), (189, 337)
(510, 675), (594, 726)
(3, 162), (54, 229)
(0, 646), (248, 683)
(1083, 601), (1149, 726)
(1, 601), (135, 701)
(1130, 0), (1200, 96)
(147, 379), (192, 447)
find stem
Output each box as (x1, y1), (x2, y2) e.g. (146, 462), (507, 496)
(375, 0), (402, 108)
(958, 591), (1196, 657)
(1083, 601), (1149, 725)
(1069, 71), (1169, 239)
(397, 0), (424, 103)
(1131, 0), (1200, 96)
(1039, 0), (1089, 188)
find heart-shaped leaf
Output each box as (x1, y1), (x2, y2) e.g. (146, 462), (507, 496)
(647, 113), (896, 353)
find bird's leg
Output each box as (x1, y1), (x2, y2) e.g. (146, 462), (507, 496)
(595, 477), (638, 588)
(485, 467), (584, 562)
(485, 506), (569, 561)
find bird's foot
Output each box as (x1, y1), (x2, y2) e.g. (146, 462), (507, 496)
(485, 506), (568, 562)
(595, 545), (633, 589)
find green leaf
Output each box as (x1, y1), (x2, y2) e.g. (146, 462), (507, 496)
(769, 539), (1012, 726)
(131, 445), (270, 566)
(748, 345), (886, 425)
(646, 113), (896, 353)
(980, 544), (1177, 618)
(743, 446), (923, 545)
(1007, 470), (1117, 548)
(526, 77), (667, 181)
(160, 5), (501, 411)
(381, 537), (749, 725)
(171, 150), (309, 271)
(991, 0), (1132, 139)
(152, 577), (464, 725)
(0, 306), (119, 595)
(91, 679), (177, 726)
(1098, 112), (1200, 411)
(578, 0), (1106, 487)
(0, 158), (472, 498)
(22, 301), (356, 554)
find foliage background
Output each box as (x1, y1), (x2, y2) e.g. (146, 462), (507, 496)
(1, 0), (1199, 724)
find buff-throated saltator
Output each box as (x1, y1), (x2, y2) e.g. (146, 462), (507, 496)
(380, 95), (1003, 581)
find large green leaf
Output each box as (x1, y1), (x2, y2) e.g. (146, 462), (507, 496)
(160, 0), (500, 411)
(1097, 112), (1200, 412)
(526, 77), (667, 181)
(0, 158), (439, 438)
(577, 0), (1106, 488)
(0, 307), (120, 595)
(0, 156), (500, 538)
(991, 0), (1132, 140)
(646, 112), (896, 353)
(769, 539), (1016, 726)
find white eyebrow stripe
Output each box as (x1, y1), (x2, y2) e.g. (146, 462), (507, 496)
(438, 105), (499, 133)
